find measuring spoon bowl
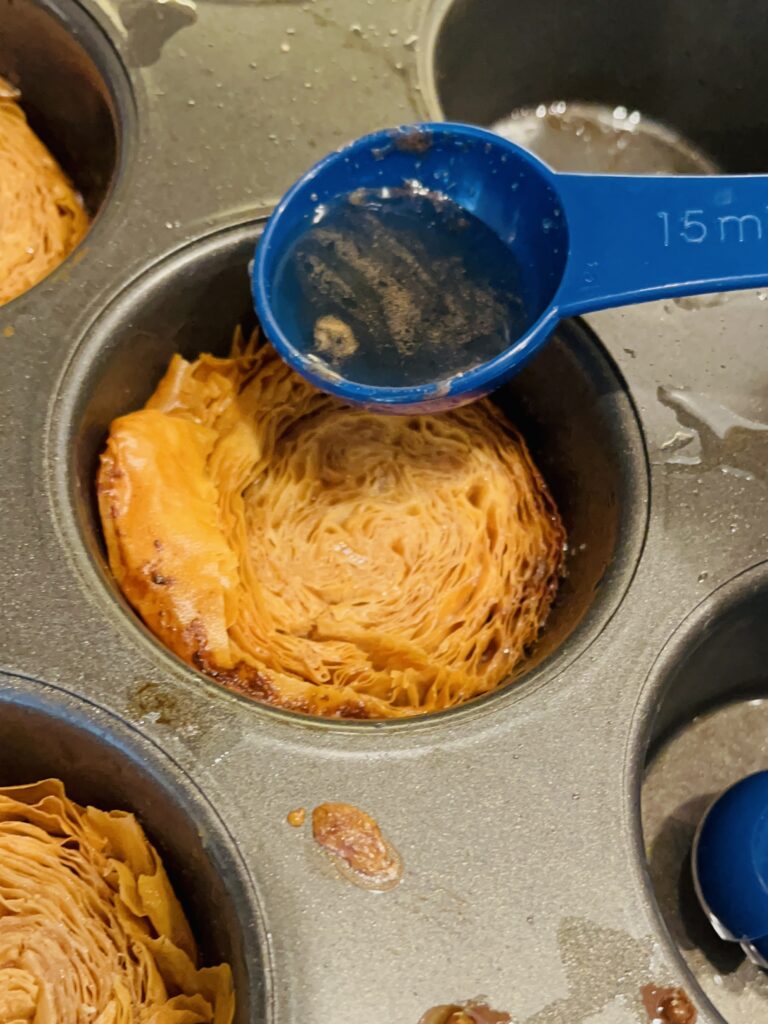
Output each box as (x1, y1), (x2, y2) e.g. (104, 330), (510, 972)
(692, 770), (768, 967)
(253, 122), (768, 412)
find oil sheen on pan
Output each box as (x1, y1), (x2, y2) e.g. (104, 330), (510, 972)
(0, 779), (234, 1021)
(97, 328), (565, 719)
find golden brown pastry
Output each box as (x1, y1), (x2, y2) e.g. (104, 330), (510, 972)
(98, 331), (564, 719)
(418, 1002), (512, 1024)
(0, 76), (89, 306)
(0, 779), (234, 1023)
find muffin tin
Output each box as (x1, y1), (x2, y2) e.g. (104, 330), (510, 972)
(0, 0), (766, 1019)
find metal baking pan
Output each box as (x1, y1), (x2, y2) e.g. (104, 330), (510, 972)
(0, 0), (766, 1019)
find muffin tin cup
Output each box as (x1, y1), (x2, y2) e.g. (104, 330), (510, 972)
(0, 0), (129, 211)
(423, 0), (768, 171)
(0, 670), (272, 1023)
(638, 561), (768, 1024)
(0, 0), (133, 307)
(49, 220), (648, 728)
(0, 0), (766, 1019)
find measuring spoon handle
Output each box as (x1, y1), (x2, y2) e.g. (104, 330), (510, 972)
(555, 173), (768, 315)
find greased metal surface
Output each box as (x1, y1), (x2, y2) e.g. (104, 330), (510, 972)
(0, 0), (766, 1021)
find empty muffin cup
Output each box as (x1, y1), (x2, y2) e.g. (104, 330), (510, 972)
(426, 0), (765, 171)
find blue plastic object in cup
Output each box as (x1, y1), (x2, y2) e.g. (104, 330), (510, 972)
(253, 122), (768, 413)
(693, 770), (768, 967)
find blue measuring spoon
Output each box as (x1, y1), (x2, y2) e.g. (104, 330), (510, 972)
(252, 122), (768, 413)
(692, 771), (768, 968)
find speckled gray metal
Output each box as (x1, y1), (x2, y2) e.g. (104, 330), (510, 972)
(0, 0), (766, 1021)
